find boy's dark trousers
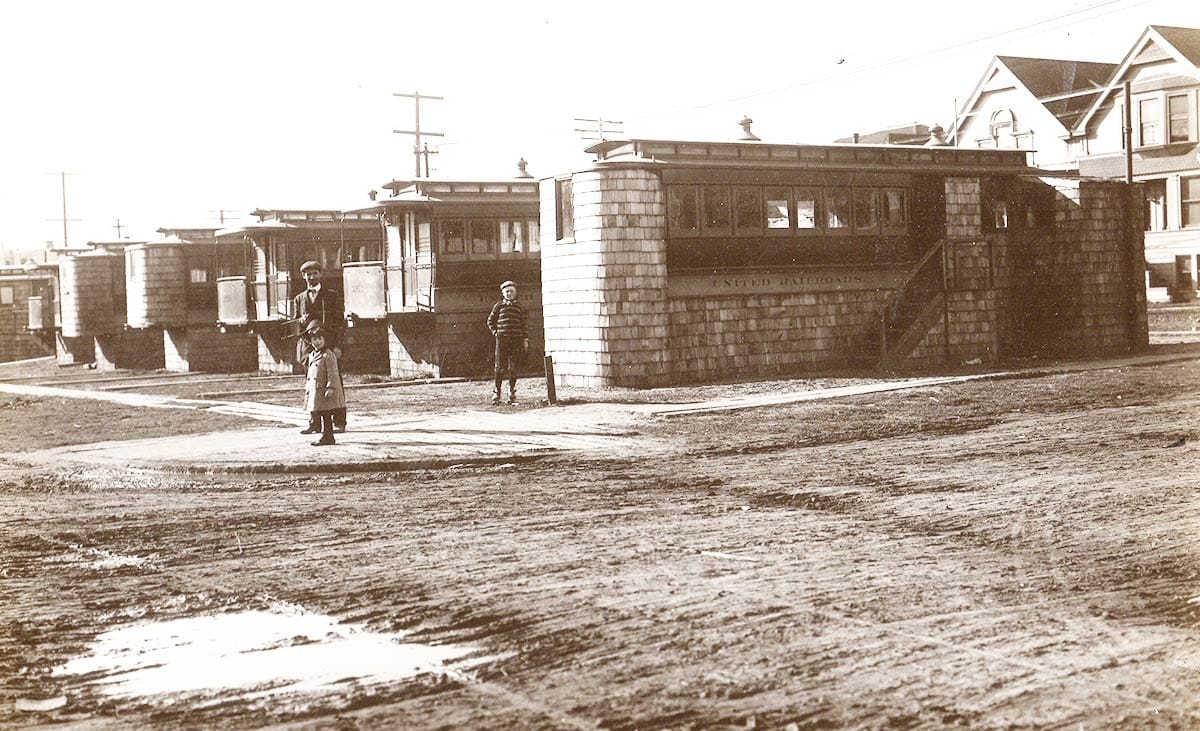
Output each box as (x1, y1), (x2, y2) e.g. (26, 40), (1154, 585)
(311, 410), (335, 445)
(307, 408), (346, 432)
(493, 336), (524, 401)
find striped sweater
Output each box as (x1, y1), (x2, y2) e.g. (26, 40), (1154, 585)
(487, 298), (528, 338)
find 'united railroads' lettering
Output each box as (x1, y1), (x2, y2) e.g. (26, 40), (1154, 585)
(667, 269), (902, 298)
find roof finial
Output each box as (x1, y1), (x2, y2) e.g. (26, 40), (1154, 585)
(738, 115), (760, 141)
(515, 158), (533, 178)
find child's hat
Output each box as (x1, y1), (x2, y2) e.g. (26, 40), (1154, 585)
(302, 318), (325, 338)
(500, 280), (516, 290)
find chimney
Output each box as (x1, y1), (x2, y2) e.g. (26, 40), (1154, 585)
(738, 116), (760, 141)
(368, 189), (378, 201)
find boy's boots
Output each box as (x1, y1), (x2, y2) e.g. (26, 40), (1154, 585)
(491, 386), (501, 406)
(507, 382), (518, 406)
(312, 416), (336, 446)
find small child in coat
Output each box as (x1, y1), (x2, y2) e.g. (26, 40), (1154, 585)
(302, 325), (346, 447)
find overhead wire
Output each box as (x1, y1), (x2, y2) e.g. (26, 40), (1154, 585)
(623, 0), (1158, 123)
(407, 0), (1161, 169)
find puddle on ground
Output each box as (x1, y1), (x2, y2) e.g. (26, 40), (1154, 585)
(51, 546), (156, 571)
(55, 604), (493, 702)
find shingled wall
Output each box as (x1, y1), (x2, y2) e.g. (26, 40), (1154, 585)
(540, 166), (670, 388)
(903, 177), (1146, 368)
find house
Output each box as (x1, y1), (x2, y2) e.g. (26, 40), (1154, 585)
(0, 263), (57, 363)
(1074, 25), (1200, 302)
(121, 227), (259, 372)
(55, 240), (138, 367)
(540, 125), (1145, 388)
(950, 26), (1200, 303)
(951, 55), (1117, 170)
(349, 164), (543, 378)
(214, 209), (384, 374)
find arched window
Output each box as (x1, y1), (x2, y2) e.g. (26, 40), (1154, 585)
(990, 109), (1016, 148)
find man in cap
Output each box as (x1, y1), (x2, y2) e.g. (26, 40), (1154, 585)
(293, 260), (347, 432)
(486, 279), (529, 405)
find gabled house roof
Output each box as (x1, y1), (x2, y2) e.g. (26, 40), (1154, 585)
(997, 56), (1117, 131)
(953, 55), (1116, 140)
(1152, 25), (1200, 66)
(1074, 25), (1200, 134)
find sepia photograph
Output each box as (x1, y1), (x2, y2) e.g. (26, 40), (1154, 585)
(2, 0), (1200, 728)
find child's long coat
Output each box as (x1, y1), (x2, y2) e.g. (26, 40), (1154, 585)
(305, 349), (346, 413)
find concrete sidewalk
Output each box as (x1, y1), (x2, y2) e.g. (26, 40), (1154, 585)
(640, 351), (1200, 417)
(4, 350), (1197, 474)
(11, 406), (649, 474)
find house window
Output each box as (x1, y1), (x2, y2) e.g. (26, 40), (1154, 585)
(991, 200), (1010, 229)
(825, 189), (851, 230)
(500, 220), (540, 255)
(1183, 176), (1200, 228)
(883, 189), (907, 230)
(765, 188), (791, 230)
(555, 178), (574, 240)
(733, 186), (763, 234)
(500, 221), (523, 254)
(440, 220), (465, 255)
(1144, 180), (1168, 232)
(664, 183), (909, 238)
(417, 222), (432, 256)
(1147, 262), (1173, 288)
(1176, 255), (1196, 290)
(853, 189), (881, 231)
(189, 268), (209, 284)
(470, 220), (497, 257)
(1168, 93), (1191, 143)
(1139, 97), (1161, 146)
(990, 109), (1015, 148)
(668, 185), (700, 234)
(526, 220), (541, 253)
(794, 188), (818, 230)
(702, 186), (731, 234)
(0, 287), (12, 305)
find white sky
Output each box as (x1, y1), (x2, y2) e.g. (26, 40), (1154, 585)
(1, 0), (1197, 250)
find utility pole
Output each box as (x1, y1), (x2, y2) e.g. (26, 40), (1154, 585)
(393, 91), (444, 177)
(113, 219), (125, 239)
(208, 209), (239, 225)
(1122, 80), (1134, 184)
(949, 99), (958, 146)
(44, 171), (80, 248)
(419, 142), (439, 177)
(573, 115), (624, 142)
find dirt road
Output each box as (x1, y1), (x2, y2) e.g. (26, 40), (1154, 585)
(2, 357), (1199, 729)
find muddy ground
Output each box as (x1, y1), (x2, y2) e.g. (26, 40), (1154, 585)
(2, 352), (1199, 730)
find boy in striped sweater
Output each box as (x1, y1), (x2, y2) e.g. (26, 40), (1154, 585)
(486, 280), (529, 405)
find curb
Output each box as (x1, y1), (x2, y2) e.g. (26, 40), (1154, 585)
(648, 351), (1200, 418)
(11, 451), (556, 477)
(173, 451), (555, 475)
